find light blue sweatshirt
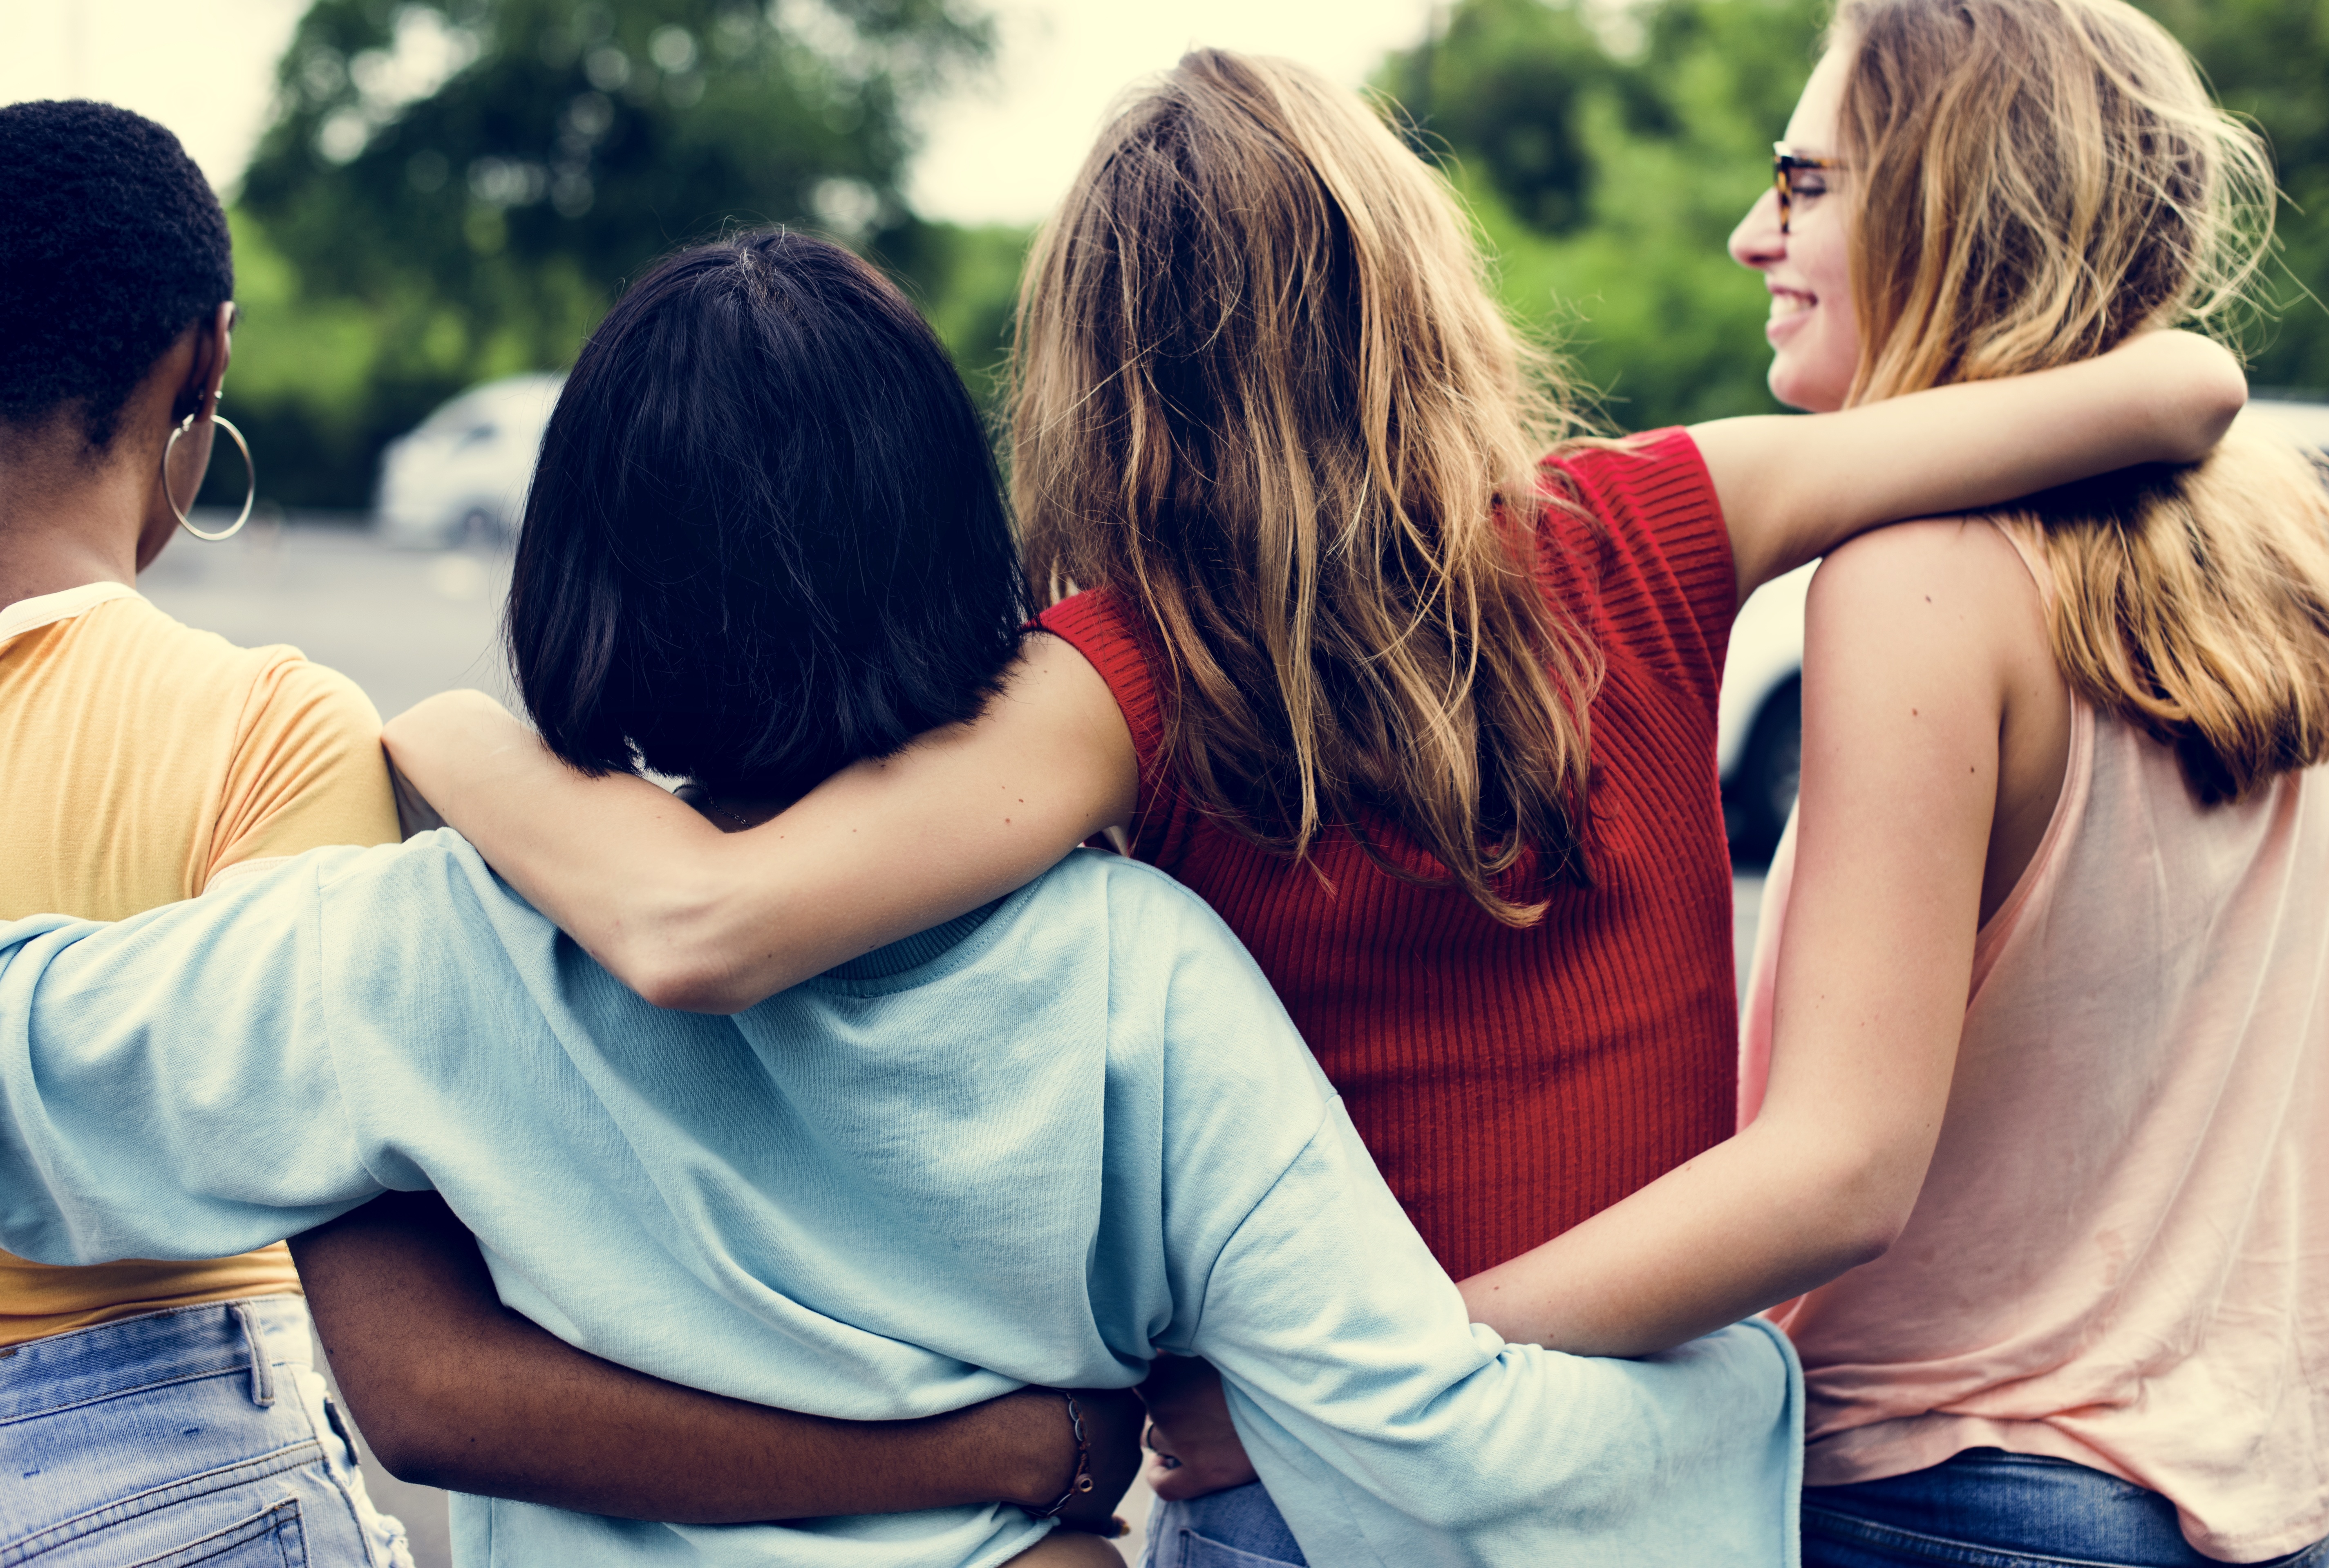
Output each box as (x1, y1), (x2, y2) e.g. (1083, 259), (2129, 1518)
(0, 836), (1800, 1567)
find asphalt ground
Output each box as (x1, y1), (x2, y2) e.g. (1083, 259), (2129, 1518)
(137, 518), (1770, 1568)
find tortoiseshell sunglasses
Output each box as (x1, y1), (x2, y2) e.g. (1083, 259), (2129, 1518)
(1772, 142), (1842, 235)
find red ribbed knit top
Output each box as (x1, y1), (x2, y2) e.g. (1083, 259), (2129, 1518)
(1036, 430), (1739, 1281)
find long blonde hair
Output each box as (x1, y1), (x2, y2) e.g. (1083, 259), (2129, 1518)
(1836, 0), (2329, 801)
(1011, 49), (1597, 919)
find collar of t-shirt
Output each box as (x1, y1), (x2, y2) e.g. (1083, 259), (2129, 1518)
(0, 581), (139, 647)
(817, 899), (1006, 984)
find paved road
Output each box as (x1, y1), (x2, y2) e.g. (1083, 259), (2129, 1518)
(138, 521), (1769, 1568)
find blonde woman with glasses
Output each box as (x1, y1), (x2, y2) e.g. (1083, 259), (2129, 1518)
(1463, 0), (2329, 1563)
(381, 45), (2249, 1566)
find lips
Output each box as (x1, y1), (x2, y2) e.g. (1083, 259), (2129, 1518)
(1765, 286), (1816, 346)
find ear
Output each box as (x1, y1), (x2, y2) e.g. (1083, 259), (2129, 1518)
(178, 300), (234, 422)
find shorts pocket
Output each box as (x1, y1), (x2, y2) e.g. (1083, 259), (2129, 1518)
(126, 1498), (306, 1568)
(1171, 1528), (1306, 1568)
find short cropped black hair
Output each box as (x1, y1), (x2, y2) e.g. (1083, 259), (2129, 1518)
(508, 229), (1026, 799)
(0, 101), (234, 450)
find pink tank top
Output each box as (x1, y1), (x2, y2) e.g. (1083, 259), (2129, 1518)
(1739, 542), (2329, 1561)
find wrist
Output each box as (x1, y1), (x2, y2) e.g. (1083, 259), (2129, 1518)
(982, 1387), (1081, 1510)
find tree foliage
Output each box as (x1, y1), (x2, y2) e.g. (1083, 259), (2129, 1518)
(1383, 0), (2326, 438)
(228, 0), (2327, 505)
(2130, 0), (2329, 395)
(229, 0), (993, 504)
(1380, 0), (1828, 433)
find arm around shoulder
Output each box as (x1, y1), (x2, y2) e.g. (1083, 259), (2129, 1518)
(384, 636), (1137, 1014)
(1461, 521), (2017, 1357)
(292, 1192), (1143, 1524)
(1698, 329), (2246, 598)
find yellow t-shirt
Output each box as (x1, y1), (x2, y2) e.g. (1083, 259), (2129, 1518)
(0, 581), (400, 1346)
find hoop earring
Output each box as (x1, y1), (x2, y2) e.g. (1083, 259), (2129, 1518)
(163, 407), (256, 542)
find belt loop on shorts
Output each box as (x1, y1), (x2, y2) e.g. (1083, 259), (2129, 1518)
(230, 1301), (275, 1407)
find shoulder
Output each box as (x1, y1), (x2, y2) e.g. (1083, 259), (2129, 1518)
(1538, 429), (1736, 680)
(1539, 428), (1721, 539)
(312, 832), (559, 966)
(1031, 589), (1167, 787)
(1812, 516), (2037, 615)
(92, 599), (380, 736)
(78, 595), (276, 689)
(1036, 587), (1156, 689)
(239, 647), (384, 738)
(1037, 847), (1227, 938)
(1808, 519), (2050, 706)
(1043, 850), (1284, 999)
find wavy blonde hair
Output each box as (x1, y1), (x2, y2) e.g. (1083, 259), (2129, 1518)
(1835, 0), (2329, 801)
(1010, 49), (1596, 921)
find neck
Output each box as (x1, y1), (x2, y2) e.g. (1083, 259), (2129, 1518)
(0, 438), (150, 611)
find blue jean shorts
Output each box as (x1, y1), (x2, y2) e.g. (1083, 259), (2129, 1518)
(1143, 1483), (1307, 1568)
(0, 1296), (410, 1567)
(1803, 1449), (2329, 1568)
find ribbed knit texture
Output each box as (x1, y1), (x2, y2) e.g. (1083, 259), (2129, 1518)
(1037, 429), (1739, 1280)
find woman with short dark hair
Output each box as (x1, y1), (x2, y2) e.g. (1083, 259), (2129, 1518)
(0, 96), (410, 1568)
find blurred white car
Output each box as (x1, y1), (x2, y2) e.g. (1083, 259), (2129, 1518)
(374, 373), (563, 548)
(1716, 398), (2329, 867)
(1719, 560), (1814, 865)
(2246, 395), (2329, 459)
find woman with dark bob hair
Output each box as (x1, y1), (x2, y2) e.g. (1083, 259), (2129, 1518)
(6, 231), (1807, 1565)
(0, 97), (409, 1568)
(289, 227), (1159, 1549)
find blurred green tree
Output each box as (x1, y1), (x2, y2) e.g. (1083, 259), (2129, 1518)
(1382, 0), (1826, 434)
(1384, 0), (2324, 438)
(2130, 0), (2329, 396)
(227, 0), (994, 506)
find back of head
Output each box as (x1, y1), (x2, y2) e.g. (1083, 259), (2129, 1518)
(1833, 0), (2329, 802)
(1012, 48), (1596, 921)
(0, 101), (233, 453)
(508, 229), (1024, 799)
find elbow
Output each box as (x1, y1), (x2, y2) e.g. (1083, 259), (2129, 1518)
(1828, 1213), (1903, 1275)
(348, 1380), (507, 1495)
(619, 932), (754, 1016)
(624, 954), (752, 1016)
(2169, 342), (2250, 464)
(340, 1399), (451, 1488)
(597, 875), (758, 1015)
(1814, 1167), (1918, 1279)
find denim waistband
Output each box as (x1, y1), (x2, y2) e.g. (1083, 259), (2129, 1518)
(0, 1297), (310, 1427)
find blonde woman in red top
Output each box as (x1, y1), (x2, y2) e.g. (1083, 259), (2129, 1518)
(381, 48), (2242, 1560)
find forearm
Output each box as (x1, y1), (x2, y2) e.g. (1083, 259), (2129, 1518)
(1458, 1118), (1901, 1357)
(1706, 328), (2246, 592)
(293, 1193), (1078, 1521)
(380, 691), (740, 1004)
(384, 639), (1135, 1013)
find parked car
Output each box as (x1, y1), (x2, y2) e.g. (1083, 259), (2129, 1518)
(1719, 561), (1813, 867)
(374, 374), (563, 548)
(2245, 395), (2329, 464)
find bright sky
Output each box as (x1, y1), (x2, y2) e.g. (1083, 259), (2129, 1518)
(0, 0), (1439, 225)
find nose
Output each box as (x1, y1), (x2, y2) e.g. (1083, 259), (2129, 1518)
(1729, 186), (1785, 272)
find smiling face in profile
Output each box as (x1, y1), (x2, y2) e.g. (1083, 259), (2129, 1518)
(1729, 42), (1858, 413)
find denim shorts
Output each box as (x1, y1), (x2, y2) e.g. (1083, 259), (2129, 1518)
(0, 1297), (410, 1567)
(1143, 1483), (1307, 1568)
(1803, 1448), (2329, 1568)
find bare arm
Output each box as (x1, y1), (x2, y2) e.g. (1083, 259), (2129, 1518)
(292, 1191), (1143, 1528)
(1696, 327), (2245, 599)
(382, 633), (1137, 1014)
(1458, 521), (2017, 1356)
